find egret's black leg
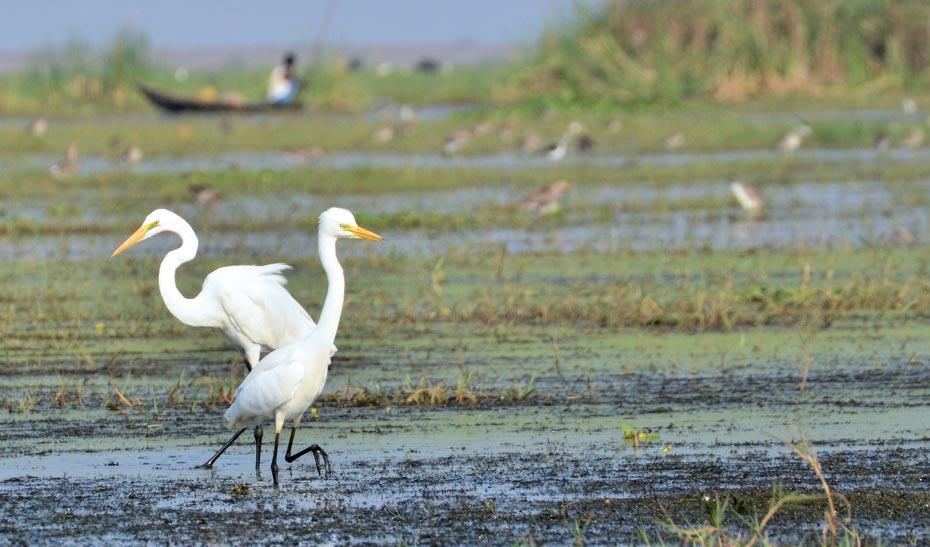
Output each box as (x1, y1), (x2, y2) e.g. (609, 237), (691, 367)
(284, 427), (333, 478)
(253, 426), (263, 469)
(201, 428), (245, 469)
(271, 431), (280, 486)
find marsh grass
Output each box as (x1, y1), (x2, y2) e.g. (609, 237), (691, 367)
(509, 0), (930, 107)
(652, 432), (860, 545)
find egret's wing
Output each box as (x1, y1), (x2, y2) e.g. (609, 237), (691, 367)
(212, 264), (317, 348)
(227, 350), (304, 425)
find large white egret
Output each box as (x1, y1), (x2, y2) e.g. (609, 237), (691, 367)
(213, 207), (382, 485)
(111, 208), (334, 468)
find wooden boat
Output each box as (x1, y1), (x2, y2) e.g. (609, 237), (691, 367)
(138, 84), (303, 113)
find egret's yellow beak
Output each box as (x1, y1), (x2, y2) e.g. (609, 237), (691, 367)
(111, 220), (159, 257)
(342, 224), (383, 242)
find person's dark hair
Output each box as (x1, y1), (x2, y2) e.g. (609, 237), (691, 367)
(284, 52), (296, 66)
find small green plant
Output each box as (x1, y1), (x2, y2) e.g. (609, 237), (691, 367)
(620, 424), (660, 449)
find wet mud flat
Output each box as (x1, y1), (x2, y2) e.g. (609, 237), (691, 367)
(1, 362), (929, 544)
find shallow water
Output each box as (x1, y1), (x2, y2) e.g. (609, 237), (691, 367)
(9, 145), (930, 176)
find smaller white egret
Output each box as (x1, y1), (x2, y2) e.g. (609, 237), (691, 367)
(217, 207), (383, 485)
(111, 209), (335, 468)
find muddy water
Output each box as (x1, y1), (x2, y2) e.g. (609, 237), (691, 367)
(1, 360), (929, 543)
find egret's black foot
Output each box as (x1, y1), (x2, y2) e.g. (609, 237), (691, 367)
(285, 443), (333, 478)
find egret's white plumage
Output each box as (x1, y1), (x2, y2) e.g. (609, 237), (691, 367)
(111, 208), (333, 367)
(222, 207), (383, 484)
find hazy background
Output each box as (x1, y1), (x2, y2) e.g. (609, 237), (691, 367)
(1, 0), (596, 51)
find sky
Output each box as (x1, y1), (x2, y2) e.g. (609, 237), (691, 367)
(1, 0), (600, 52)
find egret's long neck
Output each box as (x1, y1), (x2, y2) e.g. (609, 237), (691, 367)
(314, 231), (345, 344)
(158, 222), (209, 326)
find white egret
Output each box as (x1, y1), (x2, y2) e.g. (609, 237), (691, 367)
(215, 207), (382, 484)
(111, 208), (335, 468)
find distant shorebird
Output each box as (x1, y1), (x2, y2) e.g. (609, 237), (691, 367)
(123, 145), (143, 166)
(287, 146), (326, 161)
(777, 125), (810, 152)
(543, 122), (584, 163)
(26, 117), (48, 137)
(471, 121), (494, 137)
(577, 134), (595, 153)
(49, 143), (79, 179)
(519, 180), (570, 215)
(902, 98), (918, 116)
(373, 125), (395, 143)
(730, 180), (764, 220)
(398, 105), (417, 124)
(901, 127), (924, 149)
(874, 132), (891, 150)
(543, 135), (570, 163)
(190, 185), (221, 206)
(442, 130), (472, 156)
(664, 132), (685, 150)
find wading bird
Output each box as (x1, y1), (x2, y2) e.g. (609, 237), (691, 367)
(442, 129), (472, 156)
(215, 208), (383, 485)
(111, 209), (335, 468)
(26, 117), (48, 136)
(189, 185), (220, 206)
(664, 132), (685, 150)
(123, 145), (143, 166)
(873, 132), (890, 151)
(49, 143), (79, 179)
(777, 125), (810, 152)
(543, 122), (584, 163)
(729, 180), (764, 220)
(519, 180), (571, 215)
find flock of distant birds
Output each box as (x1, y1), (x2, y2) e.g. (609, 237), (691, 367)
(23, 97), (930, 221)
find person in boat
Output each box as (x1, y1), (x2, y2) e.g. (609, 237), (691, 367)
(267, 52), (302, 105)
